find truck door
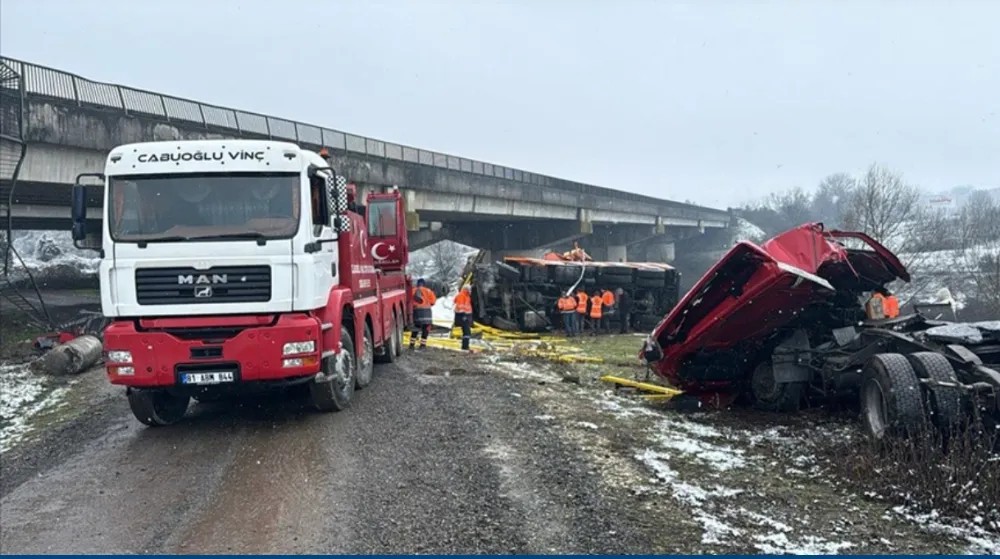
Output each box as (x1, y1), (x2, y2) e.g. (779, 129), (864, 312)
(303, 170), (338, 310)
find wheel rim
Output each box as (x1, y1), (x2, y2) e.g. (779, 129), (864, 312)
(334, 346), (355, 393)
(362, 333), (373, 378)
(863, 378), (888, 438)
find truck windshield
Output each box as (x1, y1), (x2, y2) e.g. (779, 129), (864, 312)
(108, 172), (300, 242)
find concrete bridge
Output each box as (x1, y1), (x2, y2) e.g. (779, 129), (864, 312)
(0, 57), (732, 261)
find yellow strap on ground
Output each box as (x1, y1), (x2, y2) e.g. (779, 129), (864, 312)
(599, 375), (684, 397)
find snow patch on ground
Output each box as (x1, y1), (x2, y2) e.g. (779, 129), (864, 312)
(0, 363), (69, 453)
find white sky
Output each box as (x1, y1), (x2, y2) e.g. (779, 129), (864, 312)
(1, 0), (997, 208)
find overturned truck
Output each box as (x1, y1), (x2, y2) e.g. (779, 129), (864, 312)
(469, 253), (681, 333)
(641, 222), (1000, 442)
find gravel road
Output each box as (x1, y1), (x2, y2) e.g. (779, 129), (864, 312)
(0, 351), (653, 555)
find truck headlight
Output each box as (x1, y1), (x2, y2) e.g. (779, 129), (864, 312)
(106, 350), (133, 364)
(282, 341), (315, 356)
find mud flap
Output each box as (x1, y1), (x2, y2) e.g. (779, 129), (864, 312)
(771, 329), (812, 384)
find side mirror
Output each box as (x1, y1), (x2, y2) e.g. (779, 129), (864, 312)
(71, 184), (88, 242)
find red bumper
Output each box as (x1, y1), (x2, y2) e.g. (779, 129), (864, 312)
(103, 314), (323, 388)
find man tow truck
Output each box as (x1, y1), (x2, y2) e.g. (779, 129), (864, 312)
(71, 140), (412, 426)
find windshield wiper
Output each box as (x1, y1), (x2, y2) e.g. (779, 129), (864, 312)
(185, 232), (270, 246)
(186, 232), (267, 240)
(136, 236), (190, 248)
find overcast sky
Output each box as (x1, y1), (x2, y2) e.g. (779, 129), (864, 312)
(1, 0), (997, 209)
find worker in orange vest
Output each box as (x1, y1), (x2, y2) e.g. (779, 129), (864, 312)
(409, 278), (437, 349)
(575, 289), (589, 335)
(558, 292), (578, 337)
(453, 284), (473, 351)
(600, 289), (616, 333)
(589, 292), (603, 334)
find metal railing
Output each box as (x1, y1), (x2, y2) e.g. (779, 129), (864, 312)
(0, 56), (731, 219)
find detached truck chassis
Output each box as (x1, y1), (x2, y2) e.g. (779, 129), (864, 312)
(642, 222), (1000, 442)
(71, 140), (412, 426)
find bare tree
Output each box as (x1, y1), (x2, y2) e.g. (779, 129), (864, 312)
(426, 240), (470, 284)
(812, 172), (856, 227)
(841, 163), (926, 253)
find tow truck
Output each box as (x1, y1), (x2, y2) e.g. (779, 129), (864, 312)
(70, 140), (411, 426)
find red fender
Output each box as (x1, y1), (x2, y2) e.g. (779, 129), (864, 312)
(311, 286), (356, 358)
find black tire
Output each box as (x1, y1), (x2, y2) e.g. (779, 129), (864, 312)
(356, 323), (374, 389)
(127, 388), (190, 427)
(906, 352), (963, 433)
(636, 269), (666, 281)
(749, 361), (804, 413)
(496, 262), (520, 282)
(375, 313), (399, 364)
(310, 325), (356, 412)
(860, 353), (928, 441)
(600, 265), (634, 277)
(553, 265), (582, 286)
(393, 311), (404, 357)
(635, 277), (664, 288)
(599, 274), (632, 287)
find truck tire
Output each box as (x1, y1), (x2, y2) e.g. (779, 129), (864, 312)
(356, 323), (375, 389)
(600, 265), (633, 277)
(375, 313), (400, 364)
(127, 388), (190, 427)
(393, 311), (404, 357)
(906, 352), (963, 434)
(860, 353), (927, 441)
(310, 325), (356, 412)
(635, 277), (664, 288)
(749, 361), (804, 413)
(636, 269), (666, 281)
(553, 265), (581, 286)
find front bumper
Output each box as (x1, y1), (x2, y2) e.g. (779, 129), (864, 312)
(103, 314), (323, 388)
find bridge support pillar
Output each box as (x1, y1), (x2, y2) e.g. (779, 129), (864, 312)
(607, 244), (627, 263)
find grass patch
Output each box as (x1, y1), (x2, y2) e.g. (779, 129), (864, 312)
(821, 416), (1000, 530)
(574, 334), (646, 365)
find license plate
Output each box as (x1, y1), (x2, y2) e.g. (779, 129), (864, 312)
(181, 371), (235, 385)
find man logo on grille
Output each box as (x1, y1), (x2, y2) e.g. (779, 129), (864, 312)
(194, 286), (214, 298)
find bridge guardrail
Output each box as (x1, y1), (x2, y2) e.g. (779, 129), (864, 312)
(0, 56), (731, 222)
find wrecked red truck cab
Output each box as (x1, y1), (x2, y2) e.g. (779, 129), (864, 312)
(642, 222), (1000, 441)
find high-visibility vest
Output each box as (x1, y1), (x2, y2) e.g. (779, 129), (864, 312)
(602, 290), (615, 307)
(576, 292), (588, 313)
(590, 295), (603, 319)
(558, 296), (575, 312)
(412, 286), (436, 309)
(454, 290), (472, 314)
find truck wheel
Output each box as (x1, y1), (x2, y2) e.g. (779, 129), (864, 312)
(356, 324), (374, 389)
(127, 388), (190, 427)
(393, 312), (404, 357)
(749, 361), (804, 413)
(376, 315), (399, 364)
(906, 352), (963, 434)
(860, 353), (927, 441)
(310, 325), (356, 412)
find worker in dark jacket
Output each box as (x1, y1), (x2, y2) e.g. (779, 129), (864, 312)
(409, 278), (437, 349)
(617, 288), (632, 334)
